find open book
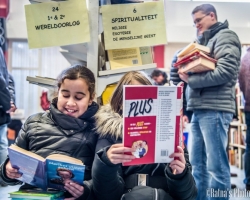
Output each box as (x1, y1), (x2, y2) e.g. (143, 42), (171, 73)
(122, 83), (183, 166)
(8, 145), (85, 191)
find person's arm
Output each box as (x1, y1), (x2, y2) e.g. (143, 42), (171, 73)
(165, 147), (197, 200)
(238, 63), (245, 97)
(92, 139), (134, 200)
(0, 75), (11, 112)
(188, 31), (241, 89)
(170, 50), (182, 85)
(8, 73), (16, 104)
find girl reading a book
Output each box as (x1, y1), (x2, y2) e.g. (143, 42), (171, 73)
(0, 65), (99, 200)
(92, 71), (197, 200)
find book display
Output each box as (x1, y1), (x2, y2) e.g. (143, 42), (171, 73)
(26, 0), (168, 100)
(228, 83), (246, 169)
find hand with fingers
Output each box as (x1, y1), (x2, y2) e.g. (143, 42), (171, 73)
(6, 161), (22, 179)
(64, 182), (84, 199)
(178, 69), (189, 83)
(107, 143), (136, 164)
(169, 146), (186, 175)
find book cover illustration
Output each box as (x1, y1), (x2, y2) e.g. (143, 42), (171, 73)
(47, 159), (85, 191)
(123, 85), (183, 166)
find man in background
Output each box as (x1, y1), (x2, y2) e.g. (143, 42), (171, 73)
(150, 69), (168, 85)
(174, 4), (241, 200)
(239, 47), (250, 191)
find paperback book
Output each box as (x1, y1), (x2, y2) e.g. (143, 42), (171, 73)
(123, 84), (183, 166)
(8, 145), (85, 191)
(9, 189), (64, 200)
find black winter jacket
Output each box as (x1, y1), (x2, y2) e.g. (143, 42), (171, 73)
(0, 48), (10, 125)
(92, 104), (197, 200)
(0, 100), (99, 200)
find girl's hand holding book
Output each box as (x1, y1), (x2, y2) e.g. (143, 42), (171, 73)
(107, 143), (135, 164)
(64, 181), (84, 199)
(5, 161), (22, 179)
(169, 146), (186, 175)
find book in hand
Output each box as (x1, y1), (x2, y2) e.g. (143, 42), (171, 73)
(177, 42), (210, 58)
(9, 188), (64, 200)
(122, 83), (183, 166)
(174, 50), (217, 74)
(8, 145), (85, 191)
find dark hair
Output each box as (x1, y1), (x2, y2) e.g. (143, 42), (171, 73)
(192, 4), (217, 20)
(151, 69), (164, 78)
(142, 140), (147, 145)
(57, 64), (95, 100)
(56, 168), (75, 178)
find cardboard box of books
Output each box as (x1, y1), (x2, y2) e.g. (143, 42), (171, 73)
(122, 84), (183, 166)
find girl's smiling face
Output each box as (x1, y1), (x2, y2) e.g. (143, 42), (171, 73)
(57, 78), (92, 118)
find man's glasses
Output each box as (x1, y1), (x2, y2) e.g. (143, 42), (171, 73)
(193, 13), (210, 26)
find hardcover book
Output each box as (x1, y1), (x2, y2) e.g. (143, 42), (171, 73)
(8, 145), (85, 191)
(177, 42), (210, 58)
(174, 50), (216, 74)
(123, 84), (183, 166)
(9, 189), (64, 200)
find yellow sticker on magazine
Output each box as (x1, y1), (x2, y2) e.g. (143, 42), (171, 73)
(25, 0), (90, 49)
(101, 1), (167, 50)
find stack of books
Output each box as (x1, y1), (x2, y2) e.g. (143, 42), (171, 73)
(9, 189), (64, 200)
(174, 43), (217, 74)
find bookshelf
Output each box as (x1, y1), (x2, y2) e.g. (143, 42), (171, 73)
(228, 83), (246, 169)
(27, 0), (156, 98)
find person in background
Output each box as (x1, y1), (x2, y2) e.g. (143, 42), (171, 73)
(172, 4), (241, 200)
(150, 69), (168, 86)
(0, 65), (99, 200)
(238, 47), (250, 191)
(92, 71), (197, 200)
(0, 50), (11, 167)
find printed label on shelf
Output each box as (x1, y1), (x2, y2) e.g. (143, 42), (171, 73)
(101, 1), (167, 50)
(25, 0), (90, 49)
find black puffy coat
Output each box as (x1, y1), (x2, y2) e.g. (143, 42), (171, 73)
(0, 100), (99, 200)
(92, 104), (197, 200)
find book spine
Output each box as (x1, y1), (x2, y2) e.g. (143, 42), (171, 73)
(175, 85), (183, 151)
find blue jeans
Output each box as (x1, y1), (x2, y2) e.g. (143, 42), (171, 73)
(244, 111), (250, 186)
(190, 110), (232, 200)
(0, 124), (8, 165)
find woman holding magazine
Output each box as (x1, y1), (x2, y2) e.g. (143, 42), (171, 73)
(92, 71), (197, 200)
(0, 65), (99, 200)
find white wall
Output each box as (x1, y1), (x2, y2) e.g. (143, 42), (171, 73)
(7, 0), (29, 39)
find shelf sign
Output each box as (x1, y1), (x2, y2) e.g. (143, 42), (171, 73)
(25, 0), (90, 49)
(101, 1), (167, 50)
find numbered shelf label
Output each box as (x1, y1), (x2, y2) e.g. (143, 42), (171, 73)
(25, 0), (90, 49)
(101, 1), (167, 50)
